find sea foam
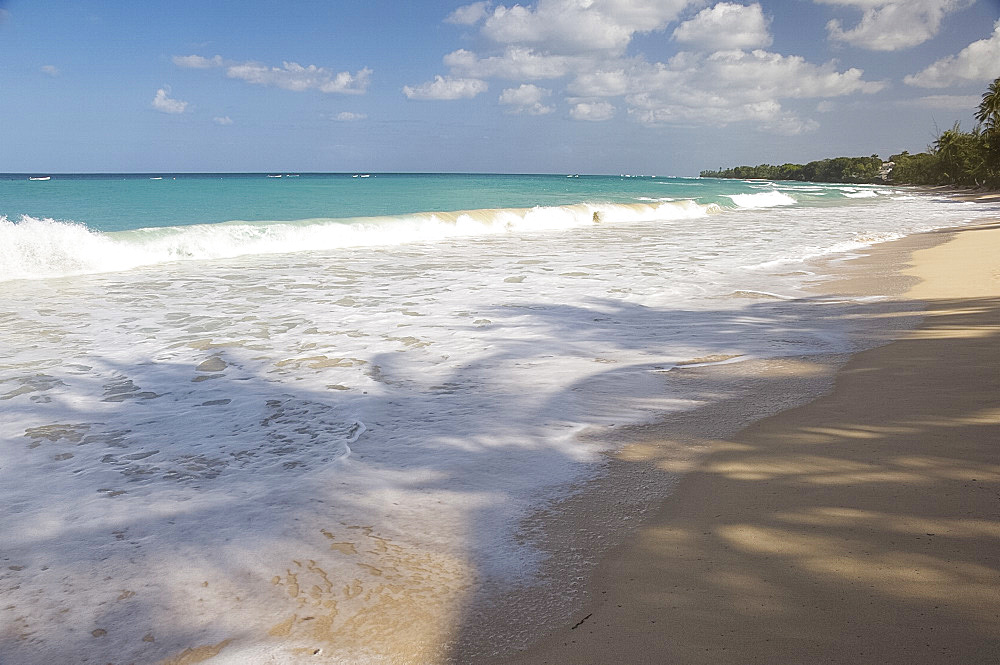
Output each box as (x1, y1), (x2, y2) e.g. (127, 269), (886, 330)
(0, 200), (717, 282)
(1, 176), (986, 664)
(724, 191), (797, 208)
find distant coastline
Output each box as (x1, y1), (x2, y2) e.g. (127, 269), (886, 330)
(703, 76), (999, 189)
(700, 155), (885, 184)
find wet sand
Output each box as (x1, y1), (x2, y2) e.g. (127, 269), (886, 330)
(483, 218), (1000, 664)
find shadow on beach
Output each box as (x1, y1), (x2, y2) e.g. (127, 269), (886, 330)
(3, 267), (997, 663)
(453, 293), (1000, 664)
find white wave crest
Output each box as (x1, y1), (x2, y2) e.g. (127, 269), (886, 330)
(0, 216), (162, 281)
(0, 200), (717, 281)
(725, 191), (797, 209)
(842, 190), (878, 199)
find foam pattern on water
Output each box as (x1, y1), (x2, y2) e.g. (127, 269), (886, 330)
(0, 185), (989, 663)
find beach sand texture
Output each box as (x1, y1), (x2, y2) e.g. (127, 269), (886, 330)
(489, 221), (1000, 664)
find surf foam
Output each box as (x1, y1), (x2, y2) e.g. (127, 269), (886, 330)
(0, 200), (717, 282)
(725, 191), (797, 208)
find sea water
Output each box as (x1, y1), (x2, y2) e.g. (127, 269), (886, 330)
(0, 173), (991, 662)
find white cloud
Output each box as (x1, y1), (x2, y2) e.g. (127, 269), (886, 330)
(213, 115), (234, 125)
(570, 101), (616, 121)
(403, 75), (488, 100)
(904, 20), (1000, 87)
(173, 54), (371, 94)
(173, 54), (224, 69)
(910, 94), (982, 109)
(817, 0), (970, 51)
(444, 47), (577, 80)
(621, 49), (881, 132)
(334, 111), (367, 121)
(41, 65), (59, 77)
(416, 0), (884, 134)
(482, 0), (697, 55)
(446, 1), (490, 25)
(673, 3), (772, 51)
(152, 88), (188, 114)
(499, 84), (555, 114)
(567, 69), (630, 97)
(693, 49), (884, 98)
(628, 96), (818, 134)
(226, 62), (371, 94)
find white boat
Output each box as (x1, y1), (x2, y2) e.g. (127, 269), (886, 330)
(267, 174), (282, 178)
(28, 176), (50, 181)
(149, 177), (163, 180)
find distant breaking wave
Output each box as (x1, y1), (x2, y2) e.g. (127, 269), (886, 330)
(724, 191), (797, 208)
(0, 200), (719, 281)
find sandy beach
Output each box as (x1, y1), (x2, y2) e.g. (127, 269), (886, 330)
(470, 214), (1000, 664)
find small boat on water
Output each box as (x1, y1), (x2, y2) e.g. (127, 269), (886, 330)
(28, 176), (50, 181)
(267, 174), (282, 178)
(149, 177), (163, 180)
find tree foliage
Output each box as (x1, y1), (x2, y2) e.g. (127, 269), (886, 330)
(701, 77), (1000, 189)
(700, 155), (882, 183)
(975, 78), (1000, 133)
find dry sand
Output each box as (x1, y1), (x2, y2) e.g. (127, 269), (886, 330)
(484, 220), (1000, 664)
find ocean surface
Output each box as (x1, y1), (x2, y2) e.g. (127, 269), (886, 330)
(0, 173), (990, 662)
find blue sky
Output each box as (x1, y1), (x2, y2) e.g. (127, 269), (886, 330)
(1, 0), (999, 174)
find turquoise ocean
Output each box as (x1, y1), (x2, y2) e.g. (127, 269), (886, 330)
(0, 173), (992, 662)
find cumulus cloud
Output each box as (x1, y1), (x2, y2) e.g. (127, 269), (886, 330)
(904, 19), (1000, 87)
(173, 54), (224, 69)
(421, 0), (883, 133)
(571, 48), (882, 109)
(173, 54), (371, 94)
(672, 3), (773, 51)
(446, 1), (491, 25)
(41, 65), (59, 76)
(817, 0), (970, 51)
(227, 62), (371, 94)
(499, 84), (555, 114)
(692, 49), (884, 98)
(213, 115), (234, 125)
(629, 96), (818, 134)
(567, 69), (630, 97)
(481, 0), (696, 55)
(152, 88), (188, 114)
(444, 47), (578, 80)
(334, 111), (367, 121)
(569, 101), (616, 121)
(622, 49), (882, 132)
(403, 75), (488, 100)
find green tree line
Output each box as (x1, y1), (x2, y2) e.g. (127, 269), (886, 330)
(701, 77), (1000, 189)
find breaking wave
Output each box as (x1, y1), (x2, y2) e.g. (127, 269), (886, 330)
(0, 200), (719, 281)
(724, 191), (797, 208)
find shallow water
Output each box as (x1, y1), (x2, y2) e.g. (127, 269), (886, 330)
(0, 174), (990, 662)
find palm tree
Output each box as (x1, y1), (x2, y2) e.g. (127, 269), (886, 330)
(933, 122), (988, 187)
(975, 77), (1000, 133)
(974, 77), (1000, 188)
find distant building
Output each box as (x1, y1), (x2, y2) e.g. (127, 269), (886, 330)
(878, 161), (894, 183)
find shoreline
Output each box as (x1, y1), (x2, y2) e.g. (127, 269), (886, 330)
(4, 190), (995, 664)
(453, 210), (1000, 662)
